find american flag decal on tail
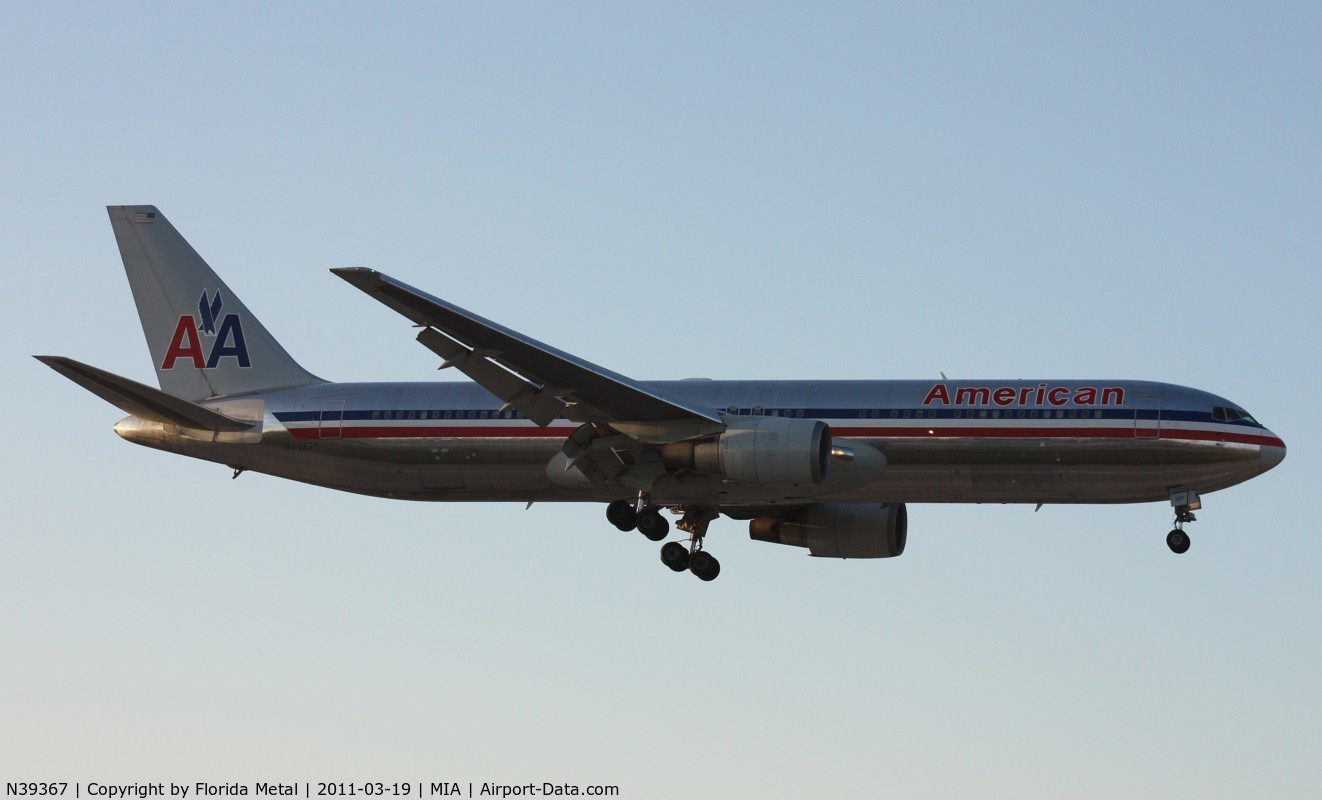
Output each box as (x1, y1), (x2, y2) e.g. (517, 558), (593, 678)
(133, 212), (156, 224)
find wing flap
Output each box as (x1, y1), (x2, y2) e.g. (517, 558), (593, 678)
(416, 327), (564, 426)
(35, 356), (256, 432)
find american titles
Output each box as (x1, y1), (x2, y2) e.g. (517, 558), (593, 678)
(922, 383), (1125, 407)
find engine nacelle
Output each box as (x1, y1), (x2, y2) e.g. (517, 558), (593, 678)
(662, 417), (830, 487)
(748, 502), (907, 559)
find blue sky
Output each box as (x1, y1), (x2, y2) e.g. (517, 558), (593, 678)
(2, 3), (1318, 797)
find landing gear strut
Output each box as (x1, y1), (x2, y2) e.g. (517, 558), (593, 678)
(664, 506), (721, 581)
(1166, 489), (1199, 555)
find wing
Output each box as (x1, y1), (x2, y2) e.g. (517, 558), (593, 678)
(331, 268), (724, 443)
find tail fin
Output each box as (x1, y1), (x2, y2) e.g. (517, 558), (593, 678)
(108, 205), (321, 400)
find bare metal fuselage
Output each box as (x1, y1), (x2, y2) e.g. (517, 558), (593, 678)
(114, 378), (1284, 508)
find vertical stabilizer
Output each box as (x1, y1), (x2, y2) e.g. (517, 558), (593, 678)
(108, 205), (322, 400)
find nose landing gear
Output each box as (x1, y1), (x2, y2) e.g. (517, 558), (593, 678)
(1166, 489), (1199, 554)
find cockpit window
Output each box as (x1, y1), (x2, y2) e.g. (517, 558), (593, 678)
(1213, 406), (1259, 424)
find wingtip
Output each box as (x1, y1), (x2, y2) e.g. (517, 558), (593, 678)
(331, 267), (392, 293)
(35, 355), (92, 377)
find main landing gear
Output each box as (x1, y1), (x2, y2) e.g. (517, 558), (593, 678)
(605, 497), (721, 581)
(664, 507), (721, 581)
(1166, 489), (1200, 555)
(606, 497), (669, 541)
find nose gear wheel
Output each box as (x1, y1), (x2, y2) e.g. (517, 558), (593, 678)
(1166, 498), (1198, 554)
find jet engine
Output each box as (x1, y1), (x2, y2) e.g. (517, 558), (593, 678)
(748, 502), (908, 558)
(661, 417), (831, 487)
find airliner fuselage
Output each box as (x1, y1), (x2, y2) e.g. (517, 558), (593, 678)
(115, 378), (1283, 506)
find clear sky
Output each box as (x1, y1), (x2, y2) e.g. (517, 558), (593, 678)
(2, 2), (1319, 797)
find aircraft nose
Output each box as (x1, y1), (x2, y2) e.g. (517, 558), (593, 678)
(1261, 441), (1287, 472)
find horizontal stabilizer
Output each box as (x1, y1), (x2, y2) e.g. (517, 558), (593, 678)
(35, 356), (256, 432)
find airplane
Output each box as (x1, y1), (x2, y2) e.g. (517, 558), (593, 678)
(37, 206), (1287, 581)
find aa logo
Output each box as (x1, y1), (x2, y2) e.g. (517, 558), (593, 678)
(162, 290), (251, 369)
